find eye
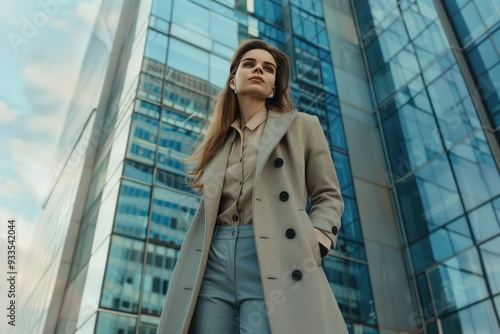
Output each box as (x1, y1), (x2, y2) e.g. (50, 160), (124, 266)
(243, 62), (253, 67)
(265, 66), (274, 73)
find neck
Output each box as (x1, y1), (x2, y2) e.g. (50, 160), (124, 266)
(237, 96), (267, 127)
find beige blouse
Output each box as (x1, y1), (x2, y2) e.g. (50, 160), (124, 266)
(217, 108), (332, 250)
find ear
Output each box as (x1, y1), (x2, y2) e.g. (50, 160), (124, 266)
(229, 77), (236, 90)
(271, 85), (276, 96)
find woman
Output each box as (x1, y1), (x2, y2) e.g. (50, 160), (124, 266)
(156, 39), (347, 334)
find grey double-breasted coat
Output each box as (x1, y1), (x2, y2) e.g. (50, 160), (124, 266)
(156, 109), (348, 333)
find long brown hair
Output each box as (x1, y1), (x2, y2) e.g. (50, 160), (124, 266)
(185, 39), (293, 193)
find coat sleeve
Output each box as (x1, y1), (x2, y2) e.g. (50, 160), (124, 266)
(305, 116), (344, 250)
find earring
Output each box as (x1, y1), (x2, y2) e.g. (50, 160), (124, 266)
(230, 86), (237, 94)
(267, 94), (274, 99)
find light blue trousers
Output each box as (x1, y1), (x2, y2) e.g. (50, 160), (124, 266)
(191, 225), (271, 334)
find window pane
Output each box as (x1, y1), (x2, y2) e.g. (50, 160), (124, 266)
(114, 180), (151, 239)
(398, 155), (463, 243)
(95, 312), (137, 334)
(172, 0), (208, 35)
(167, 39), (209, 80)
(124, 160), (153, 184)
(410, 217), (473, 272)
(468, 197), (500, 242)
(209, 54), (230, 89)
(323, 257), (376, 325)
(141, 244), (179, 315)
(144, 30), (168, 64)
(210, 11), (238, 48)
(480, 235), (500, 294)
(127, 113), (159, 166)
(427, 248), (488, 315)
(101, 235), (145, 313)
(149, 187), (200, 245)
(449, 131), (500, 210)
(440, 300), (500, 333)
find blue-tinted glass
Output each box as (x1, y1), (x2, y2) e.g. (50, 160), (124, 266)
(427, 248), (488, 315)
(416, 274), (434, 319)
(127, 113), (159, 166)
(341, 197), (363, 242)
(449, 131), (500, 210)
(210, 11), (238, 48)
(163, 81), (210, 115)
(382, 90), (442, 178)
(323, 258), (376, 325)
(443, 0), (469, 16)
(124, 160), (153, 184)
(427, 66), (481, 149)
(466, 38), (499, 75)
(172, 0), (208, 35)
(210, 54), (230, 89)
(402, 1), (437, 39)
(135, 99), (161, 119)
(440, 300), (500, 333)
(327, 112), (346, 150)
(333, 151), (354, 198)
(475, 0), (500, 28)
(410, 217), (473, 272)
(413, 21), (449, 69)
(149, 187), (199, 245)
(397, 155), (463, 243)
(422, 51), (455, 84)
(482, 63), (500, 126)
(426, 321), (439, 334)
(151, 0), (172, 21)
(95, 312), (137, 333)
(167, 39), (209, 80)
(468, 197), (500, 242)
(141, 244), (179, 315)
(495, 295), (500, 321)
(101, 235), (145, 312)
(138, 73), (163, 103)
(480, 235), (500, 294)
(114, 180), (151, 239)
(331, 238), (366, 261)
(157, 120), (198, 175)
(144, 30), (168, 64)
(451, 2), (485, 45)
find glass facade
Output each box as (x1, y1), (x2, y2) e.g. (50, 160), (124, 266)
(352, 0), (500, 332)
(25, 0), (500, 333)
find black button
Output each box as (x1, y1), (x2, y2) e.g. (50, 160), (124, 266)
(279, 191), (289, 201)
(292, 270), (302, 281)
(232, 215), (238, 222)
(285, 228), (295, 239)
(274, 158), (284, 168)
(332, 226), (338, 235)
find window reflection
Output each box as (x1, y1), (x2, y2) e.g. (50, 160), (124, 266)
(468, 197), (500, 242)
(323, 257), (376, 325)
(440, 299), (500, 333)
(167, 39), (209, 80)
(398, 155), (463, 243)
(123, 160), (153, 184)
(427, 248), (488, 315)
(95, 311), (137, 334)
(127, 113), (159, 166)
(101, 236), (144, 313)
(144, 30), (168, 64)
(410, 217), (473, 272)
(480, 236), (500, 294)
(141, 244), (179, 315)
(149, 187), (199, 245)
(114, 180), (151, 239)
(449, 131), (500, 210)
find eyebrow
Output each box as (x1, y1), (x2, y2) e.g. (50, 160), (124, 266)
(242, 57), (276, 68)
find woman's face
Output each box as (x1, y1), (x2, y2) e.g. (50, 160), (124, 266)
(231, 48), (276, 101)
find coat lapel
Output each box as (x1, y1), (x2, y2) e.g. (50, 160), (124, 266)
(254, 109), (296, 187)
(202, 136), (232, 234)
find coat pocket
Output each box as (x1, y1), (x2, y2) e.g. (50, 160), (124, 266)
(299, 210), (322, 267)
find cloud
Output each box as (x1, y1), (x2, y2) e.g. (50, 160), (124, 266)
(0, 101), (19, 122)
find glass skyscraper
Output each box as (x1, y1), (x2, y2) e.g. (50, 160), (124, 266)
(16, 0), (499, 333)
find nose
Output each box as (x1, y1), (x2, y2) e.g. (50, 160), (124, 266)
(252, 64), (263, 74)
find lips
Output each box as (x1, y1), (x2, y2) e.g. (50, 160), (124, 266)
(249, 76), (264, 83)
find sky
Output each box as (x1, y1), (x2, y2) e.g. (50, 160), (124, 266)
(0, 0), (103, 290)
